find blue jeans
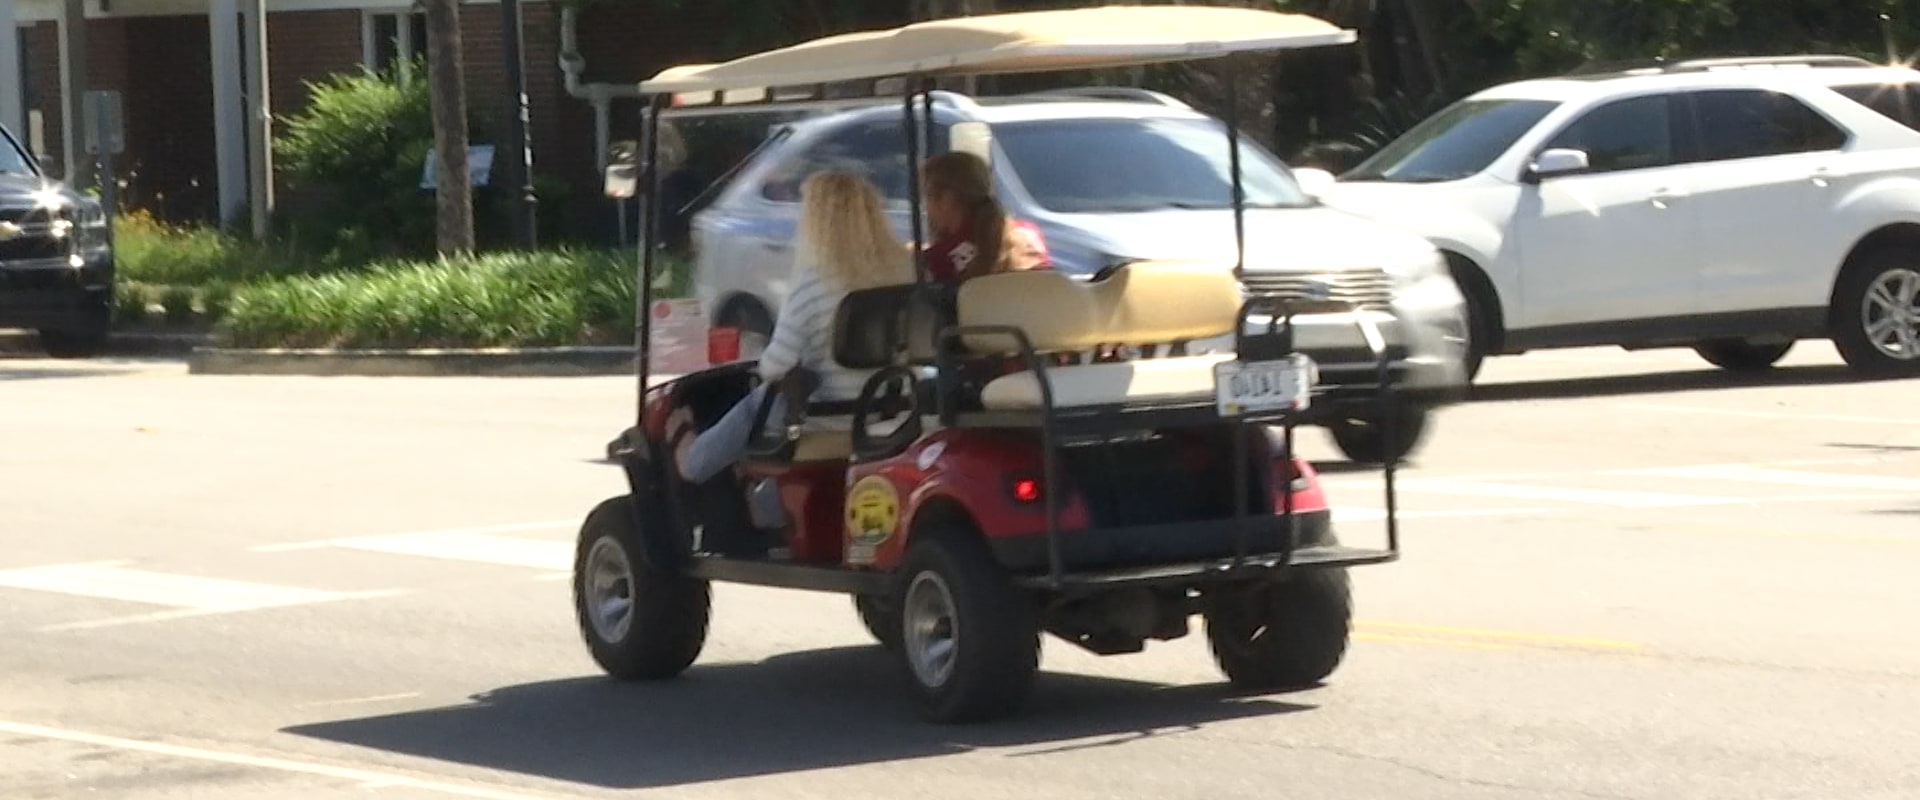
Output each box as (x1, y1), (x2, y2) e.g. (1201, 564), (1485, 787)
(682, 386), (786, 483)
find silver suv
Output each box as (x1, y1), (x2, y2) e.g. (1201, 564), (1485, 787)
(687, 89), (1469, 462)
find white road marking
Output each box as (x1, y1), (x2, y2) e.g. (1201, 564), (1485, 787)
(297, 531), (573, 571)
(1394, 479), (1738, 508)
(0, 561), (390, 612)
(1332, 507), (1552, 522)
(1616, 465), (1920, 493)
(251, 520), (576, 553)
(1621, 403), (1920, 426)
(0, 718), (578, 800)
(295, 692), (423, 709)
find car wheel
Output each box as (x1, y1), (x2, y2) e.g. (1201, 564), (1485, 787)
(894, 525), (1040, 723)
(719, 301), (774, 361)
(854, 594), (901, 650)
(1327, 403), (1430, 465)
(1203, 568), (1352, 690)
(1831, 248), (1920, 376)
(1693, 339), (1794, 372)
(573, 495), (710, 680)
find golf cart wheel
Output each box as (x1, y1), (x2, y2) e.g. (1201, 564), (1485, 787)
(1327, 403), (1430, 465)
(1830, 248), (1920, 376)
(1203, 569), (1352, 690)
(1693, 339), (1793, 372)
(573, 495), (710, 680)
(854, 594), (901, 650)
(894, 525), (1041, 723)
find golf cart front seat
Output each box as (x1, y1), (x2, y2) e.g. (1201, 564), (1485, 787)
(956, 261), (1242, 410)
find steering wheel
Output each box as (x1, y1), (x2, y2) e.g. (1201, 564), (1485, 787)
(851, 365), (924, 461)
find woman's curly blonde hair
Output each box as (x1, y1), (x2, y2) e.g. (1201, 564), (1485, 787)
(796, 172), (911, 290)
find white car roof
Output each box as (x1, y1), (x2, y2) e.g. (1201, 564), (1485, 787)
(1468, 63), (1920, 104)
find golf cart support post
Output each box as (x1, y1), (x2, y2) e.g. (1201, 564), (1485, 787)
(623, 5), (1396, 589)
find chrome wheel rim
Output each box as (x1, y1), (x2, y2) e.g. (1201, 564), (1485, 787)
(1862, 268), (1920, 361)
(903, 571), (958, 688)
(584, 537), (636, 643)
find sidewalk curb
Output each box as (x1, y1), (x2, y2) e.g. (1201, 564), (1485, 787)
(0, 329), (214, 357)
(186, 346), (638, 377)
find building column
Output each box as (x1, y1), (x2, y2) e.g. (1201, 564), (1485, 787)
(58, 0), (87, 185)
(0, 1), (22, 138)
(242, 0), (272, 239)
(210, 0), (246, 229)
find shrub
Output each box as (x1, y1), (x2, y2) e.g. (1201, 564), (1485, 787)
(275, 64), (436, 258)
(160, 286), (199, 327)
(113, 210), (268, 286)
(220, 249), (685, 350)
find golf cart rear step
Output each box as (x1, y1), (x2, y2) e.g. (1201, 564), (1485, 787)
(686, 554), (890, 595)
(1011, 544), (1395, 589)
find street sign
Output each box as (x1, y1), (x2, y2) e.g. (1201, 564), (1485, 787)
(419, 145), (496, 189)
(83, 90), (124, 155)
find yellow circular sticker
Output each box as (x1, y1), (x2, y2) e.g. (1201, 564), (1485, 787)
(845, 475), (900, 546)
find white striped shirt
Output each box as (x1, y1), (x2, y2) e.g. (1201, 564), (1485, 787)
(758, 265), (871, 403)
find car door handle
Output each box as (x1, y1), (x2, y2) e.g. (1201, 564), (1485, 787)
(1649, 189), (1687, 208)
(1810, 167), (1837, 187)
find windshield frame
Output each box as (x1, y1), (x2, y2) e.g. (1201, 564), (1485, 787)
(0, 125), (38, 178)
(1342, 97), (1562, 184)
(992, 116), (1315, 214)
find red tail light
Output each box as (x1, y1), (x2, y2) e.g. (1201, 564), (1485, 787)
(1010, 477), (1042, 504)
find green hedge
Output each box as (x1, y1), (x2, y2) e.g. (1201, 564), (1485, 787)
(219, 249), (687, 350)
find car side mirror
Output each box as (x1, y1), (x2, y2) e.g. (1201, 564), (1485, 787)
(1292, 167), (1337, 199)
(604, 140), (639, 200)
(1526, 148), (1591, 183)
(950, 121), (993, 167)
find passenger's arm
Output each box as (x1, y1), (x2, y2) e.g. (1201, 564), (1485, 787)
(756, 274), (826, 383)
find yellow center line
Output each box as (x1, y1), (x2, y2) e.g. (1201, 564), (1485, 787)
(1352, 632), (1515, 652)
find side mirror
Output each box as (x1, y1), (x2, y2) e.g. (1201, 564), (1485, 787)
(1527, 148), (1591, 183)
(950, 121), (993, 166)
(604, 140), (639, 200)
(1292, 167), (1337, 199)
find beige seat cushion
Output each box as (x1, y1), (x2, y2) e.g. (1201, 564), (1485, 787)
(791, 432), (854, 462)
(956, 261), (1240, 355)
(979, 353), (1234, 410)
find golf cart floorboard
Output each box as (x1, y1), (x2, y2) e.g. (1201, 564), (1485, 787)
(1010, 545), (1395, 590)
(685, 553), (890, 595)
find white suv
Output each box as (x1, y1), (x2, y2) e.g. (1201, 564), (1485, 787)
(1307, 56), (1920, 378)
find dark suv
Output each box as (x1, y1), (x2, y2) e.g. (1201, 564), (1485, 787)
(0, 124), (113, 358)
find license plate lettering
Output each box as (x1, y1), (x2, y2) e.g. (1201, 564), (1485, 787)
(1214, 355), (1315, 417)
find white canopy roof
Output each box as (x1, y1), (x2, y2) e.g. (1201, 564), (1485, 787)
(640, 5), (1356, 95)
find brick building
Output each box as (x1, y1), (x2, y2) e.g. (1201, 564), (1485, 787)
(3, 0), (909, 238)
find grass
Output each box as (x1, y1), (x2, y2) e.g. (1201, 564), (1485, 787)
(220, 248), (688, 350)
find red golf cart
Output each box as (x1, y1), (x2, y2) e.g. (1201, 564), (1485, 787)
(574, 5), (1406, 723)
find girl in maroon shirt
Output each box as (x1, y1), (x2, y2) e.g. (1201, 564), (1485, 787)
(918, 152), (1048, 283)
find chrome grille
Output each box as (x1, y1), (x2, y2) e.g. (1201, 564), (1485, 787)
(1242, 269), (1394, 311)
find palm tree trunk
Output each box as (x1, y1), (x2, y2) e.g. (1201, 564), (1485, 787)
(423, 0), (474, 255)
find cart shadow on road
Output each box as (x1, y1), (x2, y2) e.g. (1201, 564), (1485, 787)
(283, 646), (1314, 789)
(1468, 364), (1886, 403)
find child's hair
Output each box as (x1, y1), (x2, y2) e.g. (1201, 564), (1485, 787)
(796, 171), (911, 290)
(920, 152), (1010, 280)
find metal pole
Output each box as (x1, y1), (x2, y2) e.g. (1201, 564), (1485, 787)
(245, 0), (273, 240)
(902, 81), (926, 283)
(501, 0), (538, 249)
(1224, 57), (1247, 279)
(58, 0), (86, 187)
(91, 94), (115, 248)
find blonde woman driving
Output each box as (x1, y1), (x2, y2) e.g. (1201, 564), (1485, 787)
(667, 172), (913, 483)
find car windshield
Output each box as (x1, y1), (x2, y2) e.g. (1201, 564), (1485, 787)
(1343, 99), (1560, 183)
(0, 130), (33, 176)
(993, 118), (1311, 213)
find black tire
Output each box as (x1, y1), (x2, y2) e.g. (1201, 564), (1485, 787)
(572, 495), (710, 680)
(1693, 339), (1794, 372)
(854, 594), (901, 650)
(893, 525), (1040, 723)
(1445, 255), (1495, 382)
(1830, 248), (1920, 376)
(1327, 403), (1430, 465)
(719, 300), (774, 360)
(1204, 569), (1353, 690)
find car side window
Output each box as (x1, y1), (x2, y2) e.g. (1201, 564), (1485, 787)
(1542, 95), (1676, 174)
(758, 121), (948, 204)
(1831, 82), (1920, 132)
(1687, 89), (1849, 162)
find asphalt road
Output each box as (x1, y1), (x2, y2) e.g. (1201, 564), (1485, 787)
(3, 343), (1917, 800)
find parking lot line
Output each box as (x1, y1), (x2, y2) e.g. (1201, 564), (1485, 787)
(0, 561), (389, 614)
(313, 531), (573, 571)
(0, 718), (578, 800)
(1394, 479), (1739, 508)
(1620, 402), (1920, 426)
(1615, 465), (1920, 493)
(1358, 621), (1644, 652)
(251, 521), (577, 553)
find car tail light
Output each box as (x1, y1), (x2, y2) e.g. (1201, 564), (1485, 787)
(1009, 477), (1042, 504)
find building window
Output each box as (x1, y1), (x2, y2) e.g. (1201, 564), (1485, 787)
(364, 10), (428, 80)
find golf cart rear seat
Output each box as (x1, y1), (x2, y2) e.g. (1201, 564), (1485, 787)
(956, 262), (1242, 410)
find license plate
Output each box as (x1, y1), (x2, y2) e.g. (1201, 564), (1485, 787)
(1214, 355), (1315, 417)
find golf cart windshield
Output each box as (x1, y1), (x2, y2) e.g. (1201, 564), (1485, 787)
(1342, 98), (1559, 183)
(996, 117), (1311, 213)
